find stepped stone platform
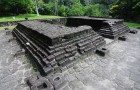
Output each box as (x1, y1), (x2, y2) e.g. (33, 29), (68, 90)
(0, 28), (140, 90)
(9, 17), (133, 90)
(41, 16), (130, 39)
(12, 21), (105, 76)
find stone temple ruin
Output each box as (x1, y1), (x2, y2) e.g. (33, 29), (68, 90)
(42, 16), (130, 39)
(13, 20), (105, 74)
(12, 16), (131, 90)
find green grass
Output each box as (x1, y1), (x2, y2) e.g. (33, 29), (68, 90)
(0, 25), (16, 30)
(124, 22), (140, 28)
(0, 14), (61, 22)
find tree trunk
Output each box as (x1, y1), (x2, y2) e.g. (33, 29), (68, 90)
(34, 0), (40, 16)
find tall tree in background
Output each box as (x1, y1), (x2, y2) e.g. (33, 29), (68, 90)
(0, 0), (118, 17)
(0, 0), (34, 16)
(34, 0), (40, 16)
(110, 0), (140, 22)
(54, 0), (58, 15)
(68, 0), (85, 16)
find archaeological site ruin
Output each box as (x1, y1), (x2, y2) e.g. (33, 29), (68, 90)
(12, 16), (133, 90)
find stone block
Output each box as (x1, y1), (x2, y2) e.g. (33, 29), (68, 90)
(129, 30), (137, 34)
(47, 55), (55, 62)
(6, 31), (12, 35)
(43, 66), (54, 75)
(50, 59), (57, 67)
(96, 48), (109, 56)
(118, 36), (127, 41)
(31, 78), (54, 90)
(26, 72), (41, 85)
(55, 54), (65, 61)
(47, 73), (67, 90)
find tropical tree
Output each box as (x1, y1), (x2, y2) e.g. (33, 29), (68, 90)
(0, 0), (34, 16)
(110, 0), (140, 21)
(58, 5), (68, 16)
(67, 1), (85, 16)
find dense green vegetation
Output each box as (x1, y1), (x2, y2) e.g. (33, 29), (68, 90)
(110, 0), (140, 22)
(0, 0), (140, 23)
(0, 0), (116, 17)
(0, 14), (60, 22)
(0, 0), (34, 16)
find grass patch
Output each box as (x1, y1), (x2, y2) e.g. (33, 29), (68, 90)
(0, 25), (16, 30)
(124, 22), (140, 28)
(0, 14), (61, 22)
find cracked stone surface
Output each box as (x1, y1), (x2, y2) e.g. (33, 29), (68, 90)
(0, 28), (140, 90)
(0, 30), (33, 90)
(61, 28), (140, 90)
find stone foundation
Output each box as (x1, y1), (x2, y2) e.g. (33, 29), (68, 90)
(12, 20), (105, 75)
(41, 16), (130, 39)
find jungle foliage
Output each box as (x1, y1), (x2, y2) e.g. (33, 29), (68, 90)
(0, 0), (115, 17)
(110, 0), (140, 22)
(1, 0), (139, 22)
